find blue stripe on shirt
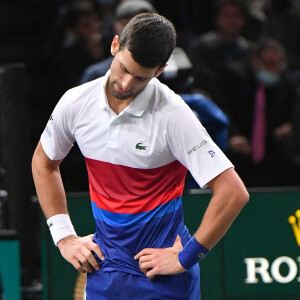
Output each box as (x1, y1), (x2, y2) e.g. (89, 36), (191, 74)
(91, 196), (182, 226)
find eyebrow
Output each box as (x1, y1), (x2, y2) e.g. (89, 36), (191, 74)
(120, 63), (151, 81)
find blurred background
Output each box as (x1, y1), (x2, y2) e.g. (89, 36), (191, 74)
(0, 0), (300, 299)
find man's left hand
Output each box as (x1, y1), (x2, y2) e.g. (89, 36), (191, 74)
(134, 235), (186, 279)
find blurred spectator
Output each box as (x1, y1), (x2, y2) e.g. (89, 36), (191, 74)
(240, 1), (266, 42)
(152, 0), (217, 51)
(248, 0), (300, 73)
(59, 1), (107, 90)
(188, 0), (253, 110)
(263, 0), (300, 84)
(225, 39), (298, 187)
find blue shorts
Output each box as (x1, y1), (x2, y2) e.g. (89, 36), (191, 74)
(86, 264), (200, 300)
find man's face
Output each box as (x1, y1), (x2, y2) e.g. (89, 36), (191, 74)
(76, 14), (100, 39)
(107, 36), (165, 101)
(216, 4), (245, 37)
(257, 48), (284, 73)
(253, 47), (284, 86)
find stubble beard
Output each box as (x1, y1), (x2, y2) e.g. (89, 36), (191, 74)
(109, 80), (133, 100)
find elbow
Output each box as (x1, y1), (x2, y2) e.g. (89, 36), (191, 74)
(240, 187), (249, 207)
(225, 181), (249, 214)
(232, 186), (249, 211)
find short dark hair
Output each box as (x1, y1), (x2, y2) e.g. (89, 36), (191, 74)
(119, 13), (176, 68)
(115, 0), (156, 21)
(65, 3), (96, 29)
(254, 38), (285, 58)
(214, 0), (247, 17)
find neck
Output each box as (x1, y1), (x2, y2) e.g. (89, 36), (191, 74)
(218, 32), (238, 43)
(105, 84), (133, 115)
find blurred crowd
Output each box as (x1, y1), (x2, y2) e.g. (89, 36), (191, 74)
(30, 0), (300, 189)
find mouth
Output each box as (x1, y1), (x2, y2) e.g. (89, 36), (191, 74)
(114, 82), (123, 93)
(116, 82), (132, 94)
(110, 83), (131, 100)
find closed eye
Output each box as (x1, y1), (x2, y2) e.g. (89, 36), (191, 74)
(120, 63), (148, 82)
(136, 76), (147, 82)
(120, 64), (129, 73)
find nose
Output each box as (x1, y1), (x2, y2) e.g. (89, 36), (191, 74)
(121, 74), (134, 91)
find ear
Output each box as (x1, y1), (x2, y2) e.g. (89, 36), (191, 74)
(154, 64), (167, 78)
(111, 35), (120, 56)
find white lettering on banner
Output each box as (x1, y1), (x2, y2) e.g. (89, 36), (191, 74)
(244, 258), (273, 283)
(244, 257), (300, 284)
(271, 257), (298, 283)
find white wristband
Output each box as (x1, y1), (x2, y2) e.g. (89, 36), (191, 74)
(47, 214), (77, 246)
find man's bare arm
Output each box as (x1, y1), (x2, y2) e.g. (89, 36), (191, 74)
(194, 167), (249, 249)
(32, 141), (104, 273)
(32, 141), (67, 218)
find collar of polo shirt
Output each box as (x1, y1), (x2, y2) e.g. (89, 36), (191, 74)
(99, 70), (154, 117)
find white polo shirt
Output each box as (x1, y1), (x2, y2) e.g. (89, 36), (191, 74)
(42, 71), (232, 184)
(41, 71), (233, 275)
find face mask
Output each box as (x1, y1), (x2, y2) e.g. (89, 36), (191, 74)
(256, 69), (280, 86)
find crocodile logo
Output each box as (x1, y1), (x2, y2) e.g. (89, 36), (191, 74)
(136, 142), (147, 150)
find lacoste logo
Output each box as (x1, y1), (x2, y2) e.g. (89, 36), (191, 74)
(136, 142), (147, 150)
(288, 209), (300, 247)
(49, 222), (53, 228)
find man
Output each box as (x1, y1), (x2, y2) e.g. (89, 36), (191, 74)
(188, 0), (253, 110)
(59, 2), (105, 91)
(32, 13), (249, 299)
(226, 39), (298, 186)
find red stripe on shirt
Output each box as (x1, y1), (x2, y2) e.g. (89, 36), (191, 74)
(85, 157), (187, 214)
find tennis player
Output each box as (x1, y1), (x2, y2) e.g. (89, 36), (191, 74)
(32, 13), (249, 299)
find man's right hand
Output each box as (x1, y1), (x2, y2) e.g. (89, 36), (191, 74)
(57, 234), (104, 273)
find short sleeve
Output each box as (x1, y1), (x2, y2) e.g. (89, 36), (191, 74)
(166, 99), (233, 188)
(40, 91), (76, 160)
